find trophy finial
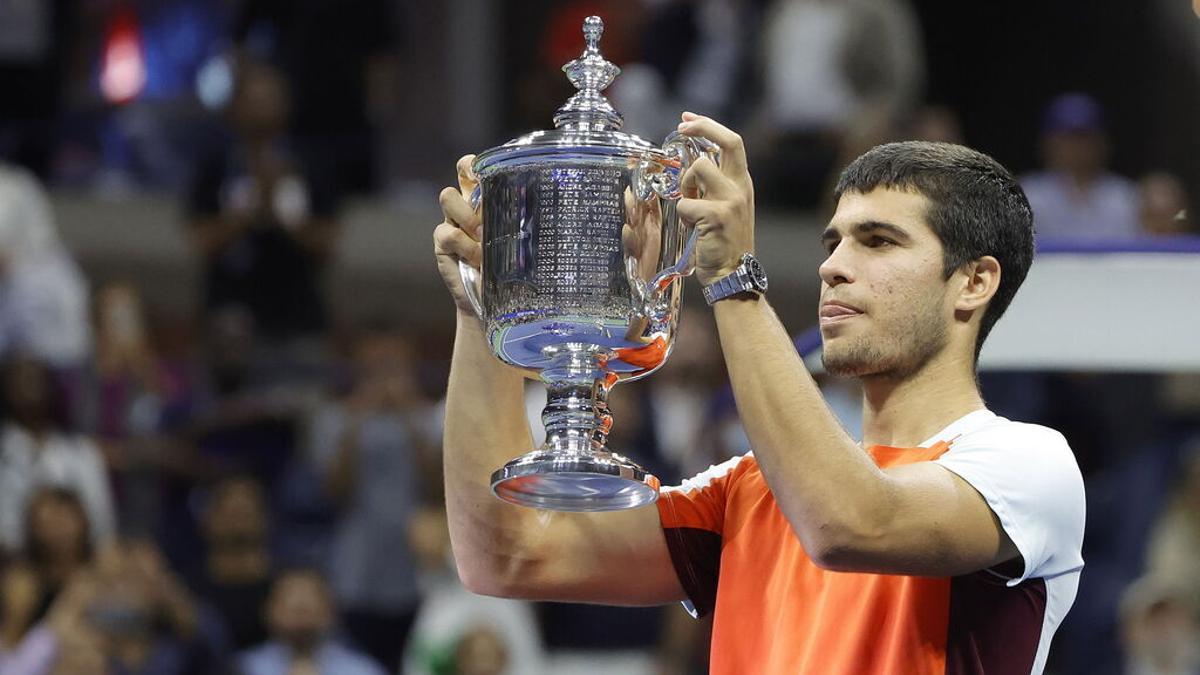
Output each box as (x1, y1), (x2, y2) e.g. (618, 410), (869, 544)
(554, 16), (623, 130)
(583, 16), (603, 52)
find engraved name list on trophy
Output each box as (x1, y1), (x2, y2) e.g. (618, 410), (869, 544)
(534, 164), (627, 310)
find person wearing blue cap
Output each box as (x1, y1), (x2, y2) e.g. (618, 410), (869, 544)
(1019, 93), (1139, 240)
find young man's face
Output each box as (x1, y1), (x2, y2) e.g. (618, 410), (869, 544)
(818, 187), (959, 379)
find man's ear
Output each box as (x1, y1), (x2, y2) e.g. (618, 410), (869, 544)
(955, 256), (1001, 313)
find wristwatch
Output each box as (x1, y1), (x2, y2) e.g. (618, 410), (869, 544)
(702, 253), (768, 305)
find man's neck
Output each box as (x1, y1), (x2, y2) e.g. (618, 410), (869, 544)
(858, 350), (985, 448)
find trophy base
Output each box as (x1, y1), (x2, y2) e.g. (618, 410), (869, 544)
(490, 451), (660, 512)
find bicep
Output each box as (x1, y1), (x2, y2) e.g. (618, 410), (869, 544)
(493, 503), (686, 606)
(838, 462), (1017, 577)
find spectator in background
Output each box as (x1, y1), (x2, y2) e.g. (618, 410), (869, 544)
(83, 282), (194, 538)
(181, 307), (314, 504)
(3, 496), (226, 674)
(0, 558), (106, 675)
(185, 60), (340, 345)
(750, 0), (924, 209)
(189, 475), (275, 652)
(1138, 172), (1194, 236)
(1021, 93), (1140, 240)
(610, 0), (757, 142)
(81, 540), (218, 675)
(1119, 576), (1200, 675)
(307, 326), (435, 672)
(0, 163), (91, 370)
(233, 0), (399, 194)
(239, 568), (385, 675)
(1144, 444), (1200, 610)
(1, 487), (94, 651)
(88, 283), (164, 438)
(0, 355), (115, 554)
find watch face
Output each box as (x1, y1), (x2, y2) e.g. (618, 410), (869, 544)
(745, 255), (768, 291)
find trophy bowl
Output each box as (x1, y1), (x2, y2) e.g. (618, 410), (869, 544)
(458, 16), (718, 512)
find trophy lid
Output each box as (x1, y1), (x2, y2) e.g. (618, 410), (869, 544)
(474, 16), (660, 175)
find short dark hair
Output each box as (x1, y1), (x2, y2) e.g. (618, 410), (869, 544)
(833, 141), (1035, 359)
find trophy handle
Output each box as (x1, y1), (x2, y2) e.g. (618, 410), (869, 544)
(644, 132), (721, 295)
(457, 184), (486, 319)
(659, 131), (721, 200)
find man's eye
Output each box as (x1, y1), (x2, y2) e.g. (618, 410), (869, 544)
(867, 236), (895, 248)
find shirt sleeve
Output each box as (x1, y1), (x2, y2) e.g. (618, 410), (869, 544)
(656, 453), (749, 618)
(0, 624), (59, 675)
(934, 422), (1086, 586)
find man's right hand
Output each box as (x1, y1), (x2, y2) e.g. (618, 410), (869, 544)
(434, 155), (483, 317)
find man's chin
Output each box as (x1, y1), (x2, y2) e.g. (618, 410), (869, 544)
(820, 344), (886, 378)
(821, 354), (873, 378)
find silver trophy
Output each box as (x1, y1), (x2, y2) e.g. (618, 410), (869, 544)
(459, 16), (718, 512)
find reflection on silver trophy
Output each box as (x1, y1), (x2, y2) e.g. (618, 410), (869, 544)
(459, 16), (718, 511)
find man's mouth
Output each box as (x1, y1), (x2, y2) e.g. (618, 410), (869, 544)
(819, 301), (863, 326)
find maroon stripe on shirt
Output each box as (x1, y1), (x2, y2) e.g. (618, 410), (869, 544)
(662, 527), (722, 618)
(945, 565), (1048, 675)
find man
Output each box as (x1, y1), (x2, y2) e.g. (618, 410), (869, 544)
(433, 113), (1085, 674)
(185, 60), (339, 343)
(0, 162), (91, 370)
(1020, 92), (1139, 239)
(238, 568), (384, 675)
(190, 476), (274, 651)
(308, 326), (432, 672)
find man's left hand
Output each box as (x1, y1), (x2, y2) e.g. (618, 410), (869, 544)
(674, 112), (756, 286)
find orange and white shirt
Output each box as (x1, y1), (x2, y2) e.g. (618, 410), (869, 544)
(656, 410), (1085, 675)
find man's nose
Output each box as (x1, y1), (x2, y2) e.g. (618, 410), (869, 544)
(818, 241), (856, 287)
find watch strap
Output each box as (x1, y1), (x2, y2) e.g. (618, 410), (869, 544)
(702, 268), (753, 305)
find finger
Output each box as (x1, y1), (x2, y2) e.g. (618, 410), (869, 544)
(456, 155), (479, 198)
(675, 197), (720, 227)
(439, 187), (481, 239)
(434, 222), (482, 268)
(622, 222), (639, 256)
(624, 186), (638, 228)
(680, 157), (738, 200)
(677, 112), (748, 179)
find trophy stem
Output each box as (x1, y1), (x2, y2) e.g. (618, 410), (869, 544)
(540, 346), (613, 456)
(489, 343), (660, 512)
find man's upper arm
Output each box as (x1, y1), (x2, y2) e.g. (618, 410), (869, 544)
(836, 424), (1086, 581)
(853, 461), (1020, 577)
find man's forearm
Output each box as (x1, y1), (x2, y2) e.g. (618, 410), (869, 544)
(711, 298), (889, 562)
(444, 313), (538, 588)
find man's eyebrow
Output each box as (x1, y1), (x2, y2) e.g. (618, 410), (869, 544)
(820, 221), (912, 243)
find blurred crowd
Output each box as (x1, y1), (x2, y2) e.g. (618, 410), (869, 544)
(0, 1), (1198, 674)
